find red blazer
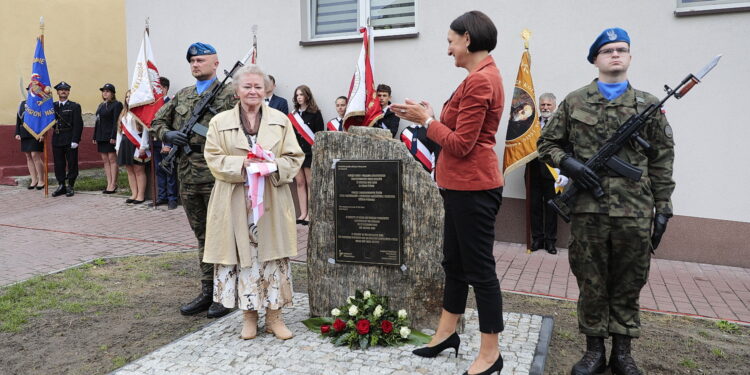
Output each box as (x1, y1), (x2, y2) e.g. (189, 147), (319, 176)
(427, 55), (505, 191)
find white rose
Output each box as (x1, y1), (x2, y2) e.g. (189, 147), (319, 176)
(363, 290), (371, 299)
(398, 309), (408, 319)
(347, 296), (355, 304)
(331, 308), (341, 317)
(373, 305), (383, 318)
(348, 305), (358, 316)
(399, 326), (411, 339)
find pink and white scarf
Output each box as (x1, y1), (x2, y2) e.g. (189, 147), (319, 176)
(245, 143), (277, 225)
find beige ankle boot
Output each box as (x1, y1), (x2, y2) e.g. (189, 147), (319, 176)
(240, 310), (259, 340)
(265, 308), (293, 340)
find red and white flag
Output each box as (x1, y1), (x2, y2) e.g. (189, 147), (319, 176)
(288, 112), (315, 145)
(246, 144), (276, 225)
(128, 30), (164, 128)
(342, 27), (382, 130)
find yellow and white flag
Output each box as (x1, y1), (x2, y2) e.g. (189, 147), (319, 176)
(503, 30), (539, 176)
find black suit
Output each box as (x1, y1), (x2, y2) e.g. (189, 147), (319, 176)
(526, 116), (557, 245)
(53, 100), (84, 186)
(376, 107), (400, 137)
(267, 94), (289, 115)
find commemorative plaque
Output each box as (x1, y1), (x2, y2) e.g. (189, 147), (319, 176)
(334, 160), (402, 266)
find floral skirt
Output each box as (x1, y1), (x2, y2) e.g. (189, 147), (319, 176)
(213, 244), (293, 311)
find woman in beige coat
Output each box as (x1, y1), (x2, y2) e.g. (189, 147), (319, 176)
(203, 64), (304, 340)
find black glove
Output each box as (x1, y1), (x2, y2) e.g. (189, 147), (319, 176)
(651, 213), (669, 251)
(164, 130), (188, 147)
(560, 157), (601, 192)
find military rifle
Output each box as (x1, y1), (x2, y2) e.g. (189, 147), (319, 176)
(159, 41), (258, 174)
(548, 55), (722, 223)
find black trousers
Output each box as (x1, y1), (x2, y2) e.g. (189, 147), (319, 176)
(52, 145), (79, 185)
(526, 164), (557, 244)
(440, 187), (503, 333)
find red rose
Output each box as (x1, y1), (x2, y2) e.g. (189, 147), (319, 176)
(321, 325), (331, 334)
(333, 318), (346, 332)
(381, 320), (393, 334)
(356, 319), (370, 335)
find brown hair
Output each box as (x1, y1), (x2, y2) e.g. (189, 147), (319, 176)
(293, 85), (319, 113)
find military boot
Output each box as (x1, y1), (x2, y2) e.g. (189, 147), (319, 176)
(66, 181), (75, 197)
(179, 280), (214, 316)
(52, 183), (67, 197)
(207, 301), (230, 318)
(571, 336), (607, 375)
(610, 334), (643, 375)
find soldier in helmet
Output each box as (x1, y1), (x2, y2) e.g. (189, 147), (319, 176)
(52, 81), (84, 197)
(538, 28), (675, 375)
(152, 42), (237, 318)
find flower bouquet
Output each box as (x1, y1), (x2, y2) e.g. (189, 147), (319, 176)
(302, 290), (430, 350)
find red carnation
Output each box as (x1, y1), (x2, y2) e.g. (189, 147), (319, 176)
(321, 325), (331, 334)
(356, 319), (370, 335)
(333, 318), (346, 332)
(381, 320), (393, 334)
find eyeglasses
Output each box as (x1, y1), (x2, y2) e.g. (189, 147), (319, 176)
(598, 47), (630, 56)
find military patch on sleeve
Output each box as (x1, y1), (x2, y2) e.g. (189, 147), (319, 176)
(664, 124), (673, 138)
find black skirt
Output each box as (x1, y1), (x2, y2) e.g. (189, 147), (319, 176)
(97, 141), (116, 153)
(302, 153), (312, 169)
(20, 138), (44, 153)
(117, 136), (150, 166)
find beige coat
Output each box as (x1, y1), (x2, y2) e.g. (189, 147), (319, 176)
(203, 103), (304, 266)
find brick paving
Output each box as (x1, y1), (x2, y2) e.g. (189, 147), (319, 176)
(1, 185), (749, 324)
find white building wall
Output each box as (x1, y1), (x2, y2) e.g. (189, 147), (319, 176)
(126, 0), (750, 223)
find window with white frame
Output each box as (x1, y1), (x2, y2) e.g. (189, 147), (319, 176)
(307, 0), (417, 42)
(675, 0), (750, 16)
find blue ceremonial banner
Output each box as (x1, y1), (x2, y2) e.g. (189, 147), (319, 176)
(23, 36), (55, 139)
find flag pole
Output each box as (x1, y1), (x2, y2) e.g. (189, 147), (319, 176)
(522, 29), (532, 253)
(40, 16), (50, 198)
(144, 19), (158, 209)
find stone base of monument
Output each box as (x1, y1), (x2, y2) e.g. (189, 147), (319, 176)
(307, 127), (445, 330)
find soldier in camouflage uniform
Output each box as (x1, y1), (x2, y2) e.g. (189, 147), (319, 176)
(152, 42), (237, 318)
(538, 28), (674, 375)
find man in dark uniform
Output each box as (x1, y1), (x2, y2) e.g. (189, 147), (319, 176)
(151, 77), (179, 210)
(538, 28), (675, 375)
(52, 81), (84, 197)
(526, 93), (560, 254)
(152, 43), (237, 318)
(375, 84), (400, 137)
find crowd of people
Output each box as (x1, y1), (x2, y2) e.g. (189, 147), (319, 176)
(12, 9), (675, 375)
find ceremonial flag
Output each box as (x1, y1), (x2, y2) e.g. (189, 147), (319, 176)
(128, 30), (164, 128)
(342, 27), (382, 130)
(503, 30), (540, 176)
(23, 35), (55, 139)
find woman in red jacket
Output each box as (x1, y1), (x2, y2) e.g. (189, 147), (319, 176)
(392, 10), (505, 375)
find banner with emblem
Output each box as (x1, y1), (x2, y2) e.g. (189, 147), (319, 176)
(128, 29), (164, 128)
(342, 27), (382, 130)
(23, 35), (55, 140)
(503, 30), (540, 176)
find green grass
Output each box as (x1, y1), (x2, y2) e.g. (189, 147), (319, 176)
(111, 356), (128, 369)
(75, 170), (131, 195)
(0, 264), (127, 332)
(679, 359), (698, 368)
(715, 320), (740, 334)
(711, 348), (726, 358)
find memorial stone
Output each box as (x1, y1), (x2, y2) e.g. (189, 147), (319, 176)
(307, 126), (444, 330)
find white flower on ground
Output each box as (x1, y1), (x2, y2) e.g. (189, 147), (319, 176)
(373, 305), (383, 318)
(399, 326), (411, 339)
(331, 308), (341, 317)
(363, 290), (371, 299)
(398, 309), (408, 319)
(348, 305), (358, 316)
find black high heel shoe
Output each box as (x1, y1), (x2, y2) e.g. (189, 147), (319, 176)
(412, 332), (460, 358)
(35, 184), (45, 190)
(463, 353), (503, 375)
(27, 183), (37, 190)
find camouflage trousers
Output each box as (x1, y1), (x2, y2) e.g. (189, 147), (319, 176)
(569, 213), (652, 338)
(180, 182), (215, 281)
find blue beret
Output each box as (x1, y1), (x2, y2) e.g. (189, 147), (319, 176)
(186, 42), (217, 61)
(588, 28), (630, 64)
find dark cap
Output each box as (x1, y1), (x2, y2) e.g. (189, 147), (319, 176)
(588, 27), (630, 64)
(54, 81), (71, 90)
(99, 83), (116, 93)
(186, 42), (217, 61)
